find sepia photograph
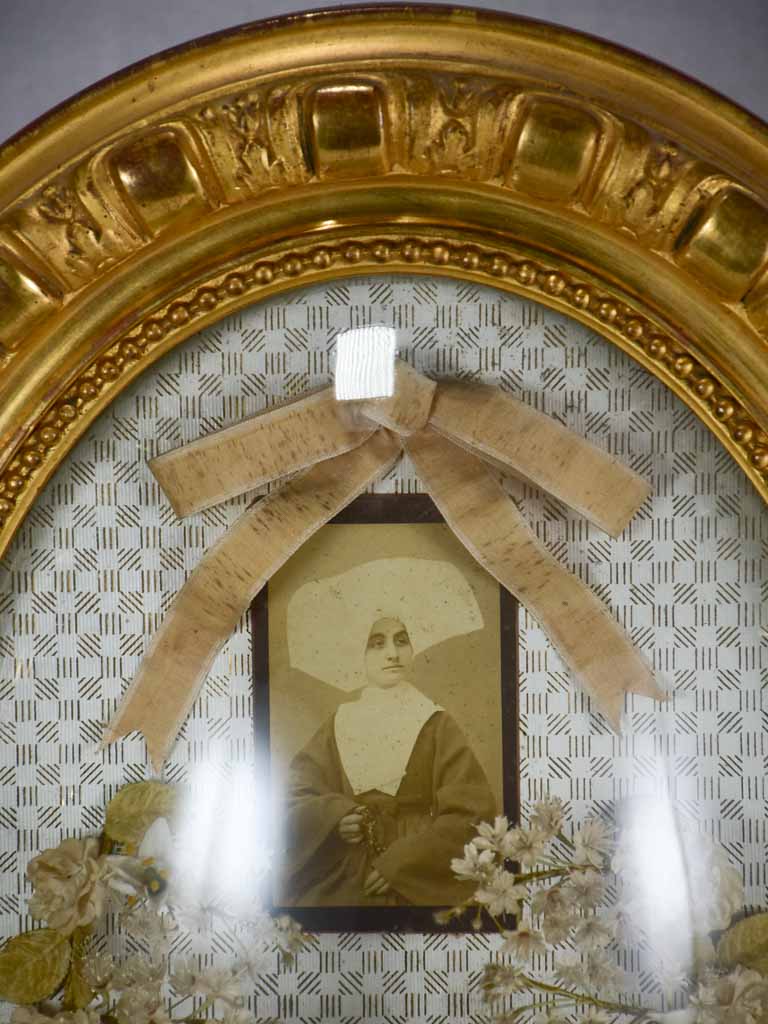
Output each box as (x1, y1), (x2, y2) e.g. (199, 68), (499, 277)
(251, 494), (519, 932)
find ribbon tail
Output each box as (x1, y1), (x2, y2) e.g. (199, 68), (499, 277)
(103, 430), (402, 771)
(405, 429), (665, 729)
(428, 382), (651, 537)
(150, 386), (376, 517)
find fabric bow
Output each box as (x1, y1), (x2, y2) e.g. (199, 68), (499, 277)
(103, 362), (664, 770)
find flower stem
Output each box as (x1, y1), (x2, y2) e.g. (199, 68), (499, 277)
(519, 974), (652, 1017)
(513, 863), (595, 885)
(514, 867), (571, 884)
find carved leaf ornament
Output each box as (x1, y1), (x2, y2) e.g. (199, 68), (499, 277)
(103, 362), (664, 770)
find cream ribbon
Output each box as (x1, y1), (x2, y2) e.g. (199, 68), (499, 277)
(103, 361), (663, 771)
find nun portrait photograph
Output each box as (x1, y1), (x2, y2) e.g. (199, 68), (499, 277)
(276, 557), (498, 908)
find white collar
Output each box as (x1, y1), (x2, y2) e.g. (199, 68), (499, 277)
(334, 682), (442, 796)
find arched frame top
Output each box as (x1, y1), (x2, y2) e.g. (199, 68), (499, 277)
(2, 3), (768, 555)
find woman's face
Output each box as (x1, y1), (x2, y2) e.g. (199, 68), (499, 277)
(364, 617), (414, 688)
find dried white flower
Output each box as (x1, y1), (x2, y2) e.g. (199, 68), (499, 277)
(115, 986), (164, 1024)
(541, 912), (575, 945)
(603, 904), (637, 945)
(555, 954), (588, 989)
(658, 958), (692, 1001)
(557, 950), (622, 993)
(581, 949), (623, 994)
(121, 905), (176, 959)
(27, 837), (105, 935)
(530, 797), (565, 839)
(451, 841), (496, 882)
(572, 916), (613, 952)
(563, 869), (605, 910)
(481, 962), (528, 1000)
(170, 956), (198, 996)
(501, 827), (549, 867)
(172, 900), (217, 934)
(474, 869), (528, 917)
(194, 965), (244, 1006)
(474, 815), (511, 853)
(81, 949), (115, 990)
(530, 886), (578, 944)
(530, 883), (572, 918)
(573, 819), (612, 868)
(501, 926), (546, 961)
(241, 945), (273, 981)
(274, 913), (307, 962)
(111, 953), (165, 990)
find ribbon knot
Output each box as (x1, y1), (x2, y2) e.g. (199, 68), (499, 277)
(103, 360), (664, 771)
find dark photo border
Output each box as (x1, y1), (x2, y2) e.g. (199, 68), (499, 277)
(250, 493), (520, 932)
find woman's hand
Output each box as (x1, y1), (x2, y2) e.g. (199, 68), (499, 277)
(338, 806), (366, 844)
(363, 868), (391, 897)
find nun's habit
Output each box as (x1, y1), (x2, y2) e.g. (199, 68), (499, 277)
(277, 558), (497, 907)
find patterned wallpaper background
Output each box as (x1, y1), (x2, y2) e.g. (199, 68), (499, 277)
(0, 275), (765, 1021)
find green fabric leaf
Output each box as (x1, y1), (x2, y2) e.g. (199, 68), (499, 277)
(0, 928), (70, 1004)
(105, 780), (175, 846)
(62, 955), (95, 1010)
(718, 912), (768, 974)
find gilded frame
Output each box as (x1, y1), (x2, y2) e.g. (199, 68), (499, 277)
(2, 2), (768, 558)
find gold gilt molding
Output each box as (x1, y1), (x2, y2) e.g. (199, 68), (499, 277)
(2, 5), (768, 553)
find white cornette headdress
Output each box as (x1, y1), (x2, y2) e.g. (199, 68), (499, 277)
(286, 557), (484, 692)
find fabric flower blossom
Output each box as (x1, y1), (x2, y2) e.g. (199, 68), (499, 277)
(103, 817), (174, 907)
(27, 836), (105, 935)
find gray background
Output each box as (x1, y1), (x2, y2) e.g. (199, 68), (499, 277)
(0, 0), (766, 147)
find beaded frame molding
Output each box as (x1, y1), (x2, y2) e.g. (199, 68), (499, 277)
(2, 3), (768, 555)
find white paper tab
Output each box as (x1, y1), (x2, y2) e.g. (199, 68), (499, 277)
(334, 325), (396, 401)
